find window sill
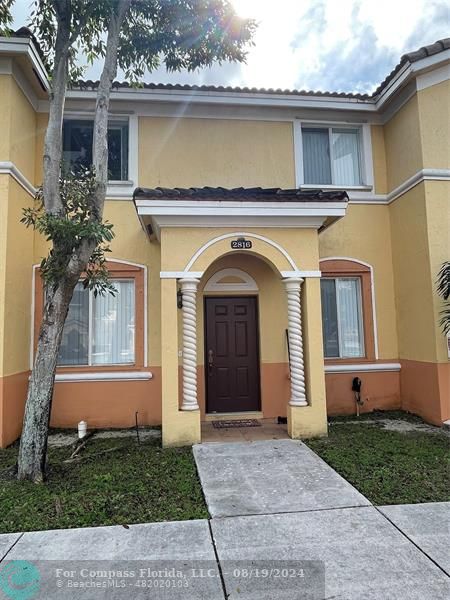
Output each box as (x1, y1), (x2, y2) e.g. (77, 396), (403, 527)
(53, 371), (153, 383)
(301, 184), (373, 192)
(108, 180), (134, 186)
(325, 363), (401, 373)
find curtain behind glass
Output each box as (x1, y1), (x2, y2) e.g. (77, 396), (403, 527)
(58, 282), (89, 365)
(332, 129), (361, 185)
(303, 128), (332, 184)
(92, 281), (135, 365)
(336, 278), (363, 357)
(321, 279), (340, 358)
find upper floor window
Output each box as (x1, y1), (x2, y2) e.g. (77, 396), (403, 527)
(58, 279), (135, 366)
(302, 126), (362, 186)
(62, 119), (129, 181)
(321, 277), (364, 358)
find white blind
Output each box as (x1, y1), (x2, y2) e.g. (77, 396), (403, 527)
(321, 277), (364, 358)
(58, 283), (89, 365)
(336, 278), (364, 357)
(332, 129), (362, 185)
(92, 280), (135, 365)
(302, 128), (332, 184)
(58, 279), (135, 366)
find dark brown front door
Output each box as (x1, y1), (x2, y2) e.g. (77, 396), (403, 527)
(205, 297), (260, 413)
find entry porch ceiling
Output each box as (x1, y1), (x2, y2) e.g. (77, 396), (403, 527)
(133, 187), (349, 241)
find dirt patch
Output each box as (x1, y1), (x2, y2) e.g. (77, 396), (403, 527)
(48, 428), (161, 448)
(330, 418), (449, 436)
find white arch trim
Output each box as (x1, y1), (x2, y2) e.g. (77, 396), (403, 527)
(204, 268), (259, 292)
(320, 256), (379, 360)
(30, 258), (149, 369)
(184, 231), (299, 273)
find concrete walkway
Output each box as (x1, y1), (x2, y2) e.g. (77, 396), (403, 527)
(0, 439), (448, 599)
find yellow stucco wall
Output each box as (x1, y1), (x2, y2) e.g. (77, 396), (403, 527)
(384, 94), (423, 191)
(389, 182), (438, 362)
(0, 175), (9, 375)
(0, 76), (12, 164)
(424, 180), (450, 363)
(138, 117), (296, 189)
(9, 79), (36, 184)
(0, 178), (34, 377)
(0, 76), (36, 184)
(371, 125), (388, 195)
(319, 205), (398, 359)
(417, 80), (450, 170)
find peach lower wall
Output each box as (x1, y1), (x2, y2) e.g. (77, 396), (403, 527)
(50, 368), (162, 429)
(325, 369), (401, 416)
(0, 369), (162, 447)
(2, 361), (448, 447)
(400, 359), (450, 425)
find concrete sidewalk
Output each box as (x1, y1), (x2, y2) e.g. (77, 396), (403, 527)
(0, 439), (449, 599)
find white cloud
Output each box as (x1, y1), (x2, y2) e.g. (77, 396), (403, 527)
(11, 0), (450, 93)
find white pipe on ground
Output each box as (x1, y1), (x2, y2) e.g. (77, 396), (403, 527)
(78, 421), (87, 439)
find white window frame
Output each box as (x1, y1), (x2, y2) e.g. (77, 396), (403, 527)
(294, 120), (374, 191)
(62, 112), (138, 199)
(58, 277), (136, 368)
(321, 276), (365, 359)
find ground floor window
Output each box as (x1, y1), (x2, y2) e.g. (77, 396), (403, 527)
(58, 280), (135, 366)
(321, 277), (364, 358)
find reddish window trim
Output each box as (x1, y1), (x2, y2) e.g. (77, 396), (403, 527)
(320, 259), (376, 363)
(33, 260), (146, 373)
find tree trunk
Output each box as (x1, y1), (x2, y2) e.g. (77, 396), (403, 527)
(17, 279), (77, 481)
(17, 0), (131, 482)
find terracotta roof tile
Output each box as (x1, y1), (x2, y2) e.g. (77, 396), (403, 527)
(133, 186), (349, 203)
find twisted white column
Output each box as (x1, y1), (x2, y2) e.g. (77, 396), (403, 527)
(284, 278), (308, 406)
(180, 278), (200, 411)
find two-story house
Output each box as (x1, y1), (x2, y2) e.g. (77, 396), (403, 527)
(0, 29), (448, 447)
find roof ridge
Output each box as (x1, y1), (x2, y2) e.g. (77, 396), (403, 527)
(10, 28), (450, 100)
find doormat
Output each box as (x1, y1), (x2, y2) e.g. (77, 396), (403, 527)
(212, 419), (261, 429)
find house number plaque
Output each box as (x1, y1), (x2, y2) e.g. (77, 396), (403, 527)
(231, 239), (252, 249)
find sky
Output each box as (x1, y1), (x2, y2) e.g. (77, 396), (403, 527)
(11, 0), (450, 94)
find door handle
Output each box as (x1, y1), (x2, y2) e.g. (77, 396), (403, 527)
(208, 349), (214, 374)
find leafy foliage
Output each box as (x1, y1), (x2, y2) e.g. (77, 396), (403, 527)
(0, 0), (14, 34)
(436, 262), (450, 334)
(21, 169), (116, 294)
(19, 0), (256, 83)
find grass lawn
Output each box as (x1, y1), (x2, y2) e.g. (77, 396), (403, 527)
(305, 418), (450, 505)
(0, 436), (208, 534)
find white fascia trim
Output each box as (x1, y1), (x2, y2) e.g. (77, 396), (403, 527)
(66, 87), (377, 112)
(150, 216), (329, 229)
(376, 49), (450, 109)
(0, 161), (36, 197)
(417, 63), (450, 91)
(160, 271), (204, 279)
(0, 36), (49, 92)
(325, 362), (401, 373)
(54, 371), (153, 382)
(135, 199), (347, 218)
(281, 270), (321, 278)
(387, 168), (450, 203)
